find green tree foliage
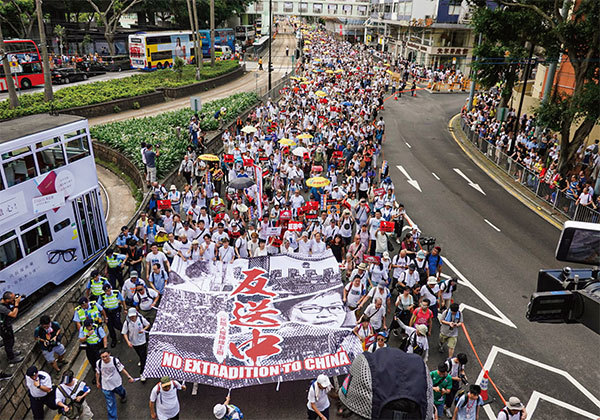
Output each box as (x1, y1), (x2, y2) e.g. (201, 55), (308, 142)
(0, 0), (36, 39)
(494, 0), (599, 175)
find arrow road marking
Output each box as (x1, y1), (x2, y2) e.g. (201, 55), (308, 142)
(484, 219), (501, 232)
(432, 172), (440, 181)
(477, 346), (600, 419)
(405, 142), (412, 149)
(453, 168), (486, 195)
(396, 165), (422, 192)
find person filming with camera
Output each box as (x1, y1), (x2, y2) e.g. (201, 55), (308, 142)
(0, 291), (24, 364)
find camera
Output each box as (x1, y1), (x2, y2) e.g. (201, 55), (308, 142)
(15, 294), (26, 300)
(420, 237), (436, 246)
(527, 221), (600, 334)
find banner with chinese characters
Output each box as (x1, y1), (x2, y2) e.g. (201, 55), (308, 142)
(143, 253), (362, 389)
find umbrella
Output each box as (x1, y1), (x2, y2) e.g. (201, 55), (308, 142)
(312, 69), (324, 73)
(325, 70), (334, 74)
(229, 177), (255, 190)
(241, 125), (257, 134)
(335, 69), (344, 73)
(306, 176), (330, 188)
(292, 146), (309, 157)
(199, 154), (219, 162)
(342, 101), (353, 106)
(278, 138), (296, 146)
(297, 133), (313, 140)
(315, 90), (327, 97)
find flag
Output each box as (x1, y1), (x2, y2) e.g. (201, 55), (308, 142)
(380, 221), (395, 232)
(254, 165), (263, 220)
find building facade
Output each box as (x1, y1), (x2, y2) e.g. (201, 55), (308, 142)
(367, 0), (481, 73)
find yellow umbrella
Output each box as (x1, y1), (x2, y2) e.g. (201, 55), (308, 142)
(290, 76), (301, 81)
(304, 40), (312, 44)
(278, 138), (296, 146)
(313, 58), (321, 62)
(325, 69), (334, 74)
(315, 90), (327, 97)
(306, 177), (331, 188)
(297, 133), (313, 140)
(199, 154), (219, 162)
(335, 69), (344, 73)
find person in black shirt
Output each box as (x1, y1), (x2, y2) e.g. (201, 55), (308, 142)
(0, 291), (24, 364)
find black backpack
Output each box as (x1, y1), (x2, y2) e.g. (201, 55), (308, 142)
(399, 331), (424, 356)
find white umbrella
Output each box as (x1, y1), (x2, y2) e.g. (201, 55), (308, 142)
(292, 146), (309, 157)
(241, 125), (257, 134)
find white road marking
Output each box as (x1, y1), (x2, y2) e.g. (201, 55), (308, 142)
(484, 219), (501, 232)
(396, 165), (422, 192)
(477, 346), (600, 419)
(403, 213), (515, 328)
(405, 142), (412, 149)
(443, 258), (517, 328)
(432, 172), (440, 181)
(453, 167), (486, 195)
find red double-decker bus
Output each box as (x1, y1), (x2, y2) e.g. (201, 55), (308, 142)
(0, 39), (44, 91)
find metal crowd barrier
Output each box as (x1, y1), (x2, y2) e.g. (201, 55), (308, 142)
(460, 116), (600, 223)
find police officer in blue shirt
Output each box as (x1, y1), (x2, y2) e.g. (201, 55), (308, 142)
(116, 226), (139, 254)
(97, 284), (125, 348)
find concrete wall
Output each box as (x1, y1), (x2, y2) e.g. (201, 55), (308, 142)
(93, 141), (146, 192)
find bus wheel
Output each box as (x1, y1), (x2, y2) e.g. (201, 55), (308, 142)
(20, 78), (32, 89)
(156, 63), (163, 70)
(164, 62), (170, 68)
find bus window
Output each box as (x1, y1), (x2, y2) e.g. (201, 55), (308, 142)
(20, 215), (52, 256)
(54, 218), (70, 232)
(2, 148), (38, 187)
(64, 135), (90, 163)
(0, 231), (23, 271)
(36, 137), (66, 174)
(21, 62), (42, 75)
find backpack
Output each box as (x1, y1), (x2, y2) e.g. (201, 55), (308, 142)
(399, 331), (424, 356)
(500, 407), (523, 419)
(96, 357), (120, 387)
(454, 393), (483, 411)
(57, 383), (85, 419)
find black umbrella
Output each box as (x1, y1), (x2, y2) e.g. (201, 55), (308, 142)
(229, 177), (255, 190)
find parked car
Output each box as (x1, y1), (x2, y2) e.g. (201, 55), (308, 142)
(51, 67), (87, 84)
(76, 60), (107, 77)
(101, 55), (131, 72)
(214, 45), (233, 60)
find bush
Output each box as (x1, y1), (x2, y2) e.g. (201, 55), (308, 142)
(132, 101), (141, 109)
(0, 60), (240, 120)
(90, 92), (258, 179)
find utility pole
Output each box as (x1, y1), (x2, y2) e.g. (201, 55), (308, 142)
(35, 0), (53, 102)
(0, 21), (19, 108)
(467, 33), (482, 111)
(192, 0), (202, 70)
(268, 0), (272, 90)
(210, 0), (215, 66)
(186, 0), (200, 79)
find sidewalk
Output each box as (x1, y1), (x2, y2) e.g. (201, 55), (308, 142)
(448, 113), (566, 229)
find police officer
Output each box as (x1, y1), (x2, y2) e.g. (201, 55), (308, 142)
(0, 291), (24, 364)
(86, 269), (111, 301)
(105, 248), (125, 289)
(79, 319), (107, 384)
(97, 284), (125, 348)
(73, 297), (105, 331)
(25, 365), (57, 420)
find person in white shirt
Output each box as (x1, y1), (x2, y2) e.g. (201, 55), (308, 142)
(363, 297), (386, 332)
(391, 250), (410, 287)
(145, 243), (169, 276)
(310, 232), (327, 256)
(234, 228), (249, 258)
(95, 349), (134, 420)
(421, 277), (441, 318)
(343, 276), (366, 311)
(306, 374), (332, 420)
(56, 370), (93, 420)
(173, 236), (192, 266)
(200, 235), (217, 262)
(25, 366), (56, 419)
(121, 308), (150, 382)
(397, 263), (420, 290)
(150, 376), (186, 420)
(359, 280), (392, 314)
(253, 240), (269, 257)
(218, 238), (236, 263)
(133, 284), (159, 324)
(297, 232), (312, 255)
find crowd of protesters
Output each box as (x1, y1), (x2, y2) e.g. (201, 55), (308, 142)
(462, 89), (600, 217)
(2, 23), (535, 420)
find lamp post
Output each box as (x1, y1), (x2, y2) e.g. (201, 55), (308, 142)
(268, 0), (272, 91)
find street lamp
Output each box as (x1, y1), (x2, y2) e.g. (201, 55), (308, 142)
(268, 0), (272, 91)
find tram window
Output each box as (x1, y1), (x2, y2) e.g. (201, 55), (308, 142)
(20, 218), (52, 256)
(64, 136), (91, 163)
(0, 231), (23, 271)
(3, 153), (38, 187)
(1, 146), (30, 160)
(54, 218), (71, 232)
(36, 141), (66, 174)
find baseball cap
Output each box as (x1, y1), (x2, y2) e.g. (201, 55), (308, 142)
(416, 250), (426, 259)
(213, 404), (227, 419)
(317, 374), (331, 388)
(338, 348), (431, 419)
(160, 376), (171, 387)
(130, 270), (139, 277)
(408, 263), (416, 270)
(127, 308), (138, 317)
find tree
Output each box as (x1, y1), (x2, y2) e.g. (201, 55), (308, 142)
(497, 0), (599, 176)
(173, 56), (184, 81)
(0, 20), (20, 108)
(54, 24), (66, 56)
(86, 0), (143, 55)
(0, 0), (36, 39)
(470, 5), (550, 109)
(35, 0), (52, 102)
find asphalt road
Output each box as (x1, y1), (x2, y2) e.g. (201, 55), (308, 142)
(380, 91), (600, 419)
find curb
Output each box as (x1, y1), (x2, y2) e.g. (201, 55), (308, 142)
(447, 113), (564, 230)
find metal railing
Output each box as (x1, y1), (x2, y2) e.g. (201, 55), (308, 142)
(460, 117), (600, 224)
